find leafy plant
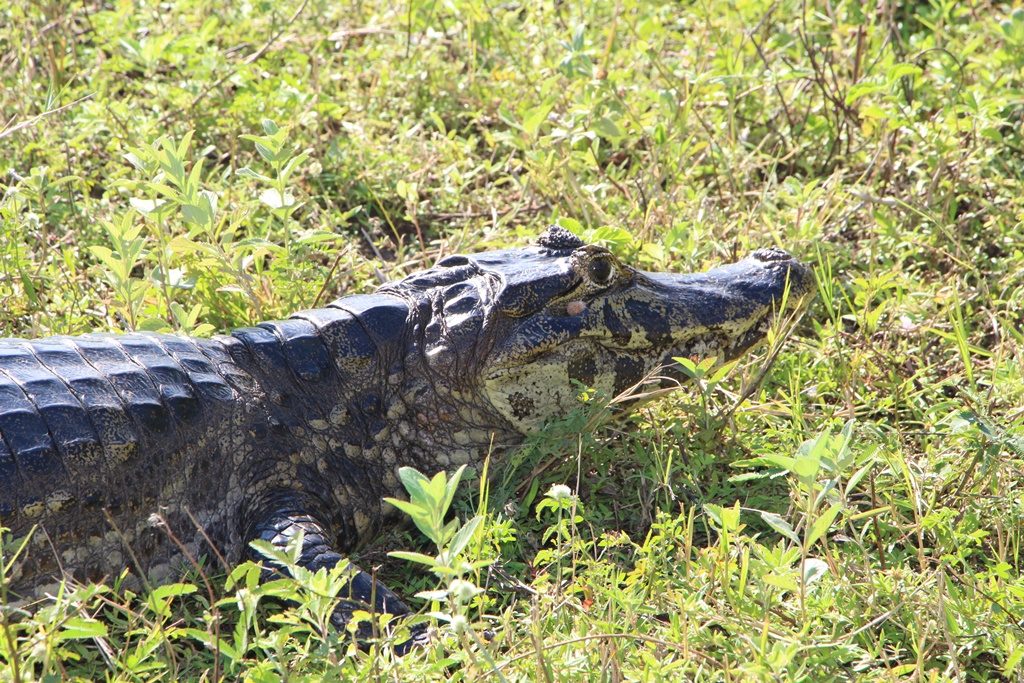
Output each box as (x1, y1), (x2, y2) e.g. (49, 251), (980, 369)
(385, 466), (489, 644)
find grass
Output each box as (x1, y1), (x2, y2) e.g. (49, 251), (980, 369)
(2, 0), (1024, 679)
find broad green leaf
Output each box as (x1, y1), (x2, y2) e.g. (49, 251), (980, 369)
(522, 102), (553, 136)
(759, 511), (800, 544)
(258, 188), (295, 209)
(886, 63), (922, 82)
(18, 267), (37, 304)
(704, 502), (741, 531)
(756, 454), (798, 472)
(441, 464), (468, 515)
(57, 617), (108, 640)
(382, 496), (427, 520)
(397, 466), (431, 503)
(387, 550), (439, 567)
(448, 515), (482, 558)
(762, 572), (799, 593)
(844, 81), (884, 105)
(555, 217), (583, 233)
(589, 225), (633, 247)
(709, 359), (740, 383)
(225, 561), (262, 592)
(176, 130), (194, 160)
(180, 629), (239, 659)
(592, 116), (623, 142)
(235, 166), (273, 182)
(806, 504), (842, 546)
(248, 538), (295, 567)
(255, 141), (279, 163)
(792, 455), (821, 480)
(280, 151), (309, 181)
(187, 156), (204, 194)
(181, 202), (210, 226)
(151, 582), (198, 600)
(802, 558), (830, 585)
(129, 197), (165, 214)
(426, 470), (448, 508)
(294, 231), (342, 245)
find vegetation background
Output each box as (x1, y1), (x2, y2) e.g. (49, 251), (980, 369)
(2, 0), (1024, 680)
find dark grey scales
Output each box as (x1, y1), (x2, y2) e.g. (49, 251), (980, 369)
(0, 226), (812, 648)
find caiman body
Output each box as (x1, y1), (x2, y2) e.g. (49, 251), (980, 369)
(0, 227), (811, 639)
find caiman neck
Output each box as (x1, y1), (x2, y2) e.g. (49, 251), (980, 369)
(379, 367), (523, 477)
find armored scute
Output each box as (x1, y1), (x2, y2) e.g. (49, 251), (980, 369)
(0, 226), (811, 647)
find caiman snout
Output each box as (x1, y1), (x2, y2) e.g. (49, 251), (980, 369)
(766, 248), (813, 301)
(694, 246), (813, 310)
(640, 246), (813, 320)
(749, 247), (812, 293)
(750, 246), (797, 263)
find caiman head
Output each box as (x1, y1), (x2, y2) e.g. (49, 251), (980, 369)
(381, 226), (813, 435)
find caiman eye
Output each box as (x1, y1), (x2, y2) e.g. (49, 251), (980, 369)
(587, 257), (614, 285)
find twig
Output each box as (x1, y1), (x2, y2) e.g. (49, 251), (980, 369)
(358, 225), (391, 284)
(241, 0), (310, 66)
(0, 95), (94, 142)
(326, 26), (396, 42)
(312, 245), (353, 308)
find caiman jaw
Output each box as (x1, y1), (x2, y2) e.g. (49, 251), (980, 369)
(480, 244), (814, 433)
(626, 247), (814, 370)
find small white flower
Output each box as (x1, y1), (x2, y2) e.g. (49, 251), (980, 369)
(450, 614), (469, 634)
(546, 484), (574, 502)
(449, 578), (482, 603)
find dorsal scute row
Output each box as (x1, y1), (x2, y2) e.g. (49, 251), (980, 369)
(0, 333), (243, 521)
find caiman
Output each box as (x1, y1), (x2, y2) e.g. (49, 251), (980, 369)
(0, 226), (811, 645)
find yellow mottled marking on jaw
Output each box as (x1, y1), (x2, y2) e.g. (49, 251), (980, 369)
(108, 442), (136, 463)
(353, 511), (371, 535)
(485, 356), (584, 433)
(45, 490), (73, 514)
(21, 501), (45, 518)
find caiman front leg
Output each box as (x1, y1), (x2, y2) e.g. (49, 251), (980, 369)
(247, 502), (425, 650)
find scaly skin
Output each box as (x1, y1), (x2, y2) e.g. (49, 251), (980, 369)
(0, 226), (812, 646)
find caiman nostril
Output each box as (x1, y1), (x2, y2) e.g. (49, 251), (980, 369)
(750, 247), (795, 262)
